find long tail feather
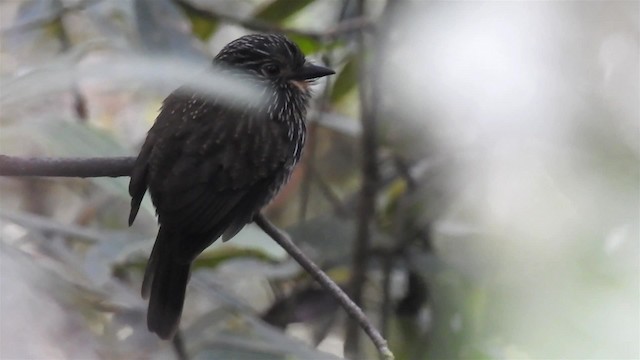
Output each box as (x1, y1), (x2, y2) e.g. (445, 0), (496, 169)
(142, 228), (191, 340)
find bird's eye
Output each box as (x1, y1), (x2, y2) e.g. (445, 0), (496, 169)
(262, 64), (280, 76)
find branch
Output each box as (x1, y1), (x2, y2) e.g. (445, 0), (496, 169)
(0, 155), (134, 177)
(254, 214), (393, 360)
(0, 154), (394, 360)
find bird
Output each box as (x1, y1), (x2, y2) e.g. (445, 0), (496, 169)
(127, 33), (334, 340)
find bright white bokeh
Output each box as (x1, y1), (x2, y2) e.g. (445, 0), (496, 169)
(386, 2), (639, 358)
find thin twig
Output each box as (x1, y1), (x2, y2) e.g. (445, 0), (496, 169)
(0, 154), (394, 360)
(254, 214), (393, 360)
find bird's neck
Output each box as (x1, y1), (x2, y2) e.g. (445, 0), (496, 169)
(266, 82), (310, 124)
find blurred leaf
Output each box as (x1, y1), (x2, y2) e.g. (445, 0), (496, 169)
(195, 246), (277, 269)
(254, 0), (315, 23)
(196, 348), (284, 360)
(407, 251), (446, 276)
(133, 0), (204, 58)
(389, 315), (431, 360)
(330, 55), (358, 103)
(286, 214), (392, 266)
(42, 16), (64, 40)
(185, 310), (342, 360)
(175, 0), (218, 41)
(84, 232), (149, 286)
(379, 178), (409, 229)
(0, 119), (155, 216)
(221, 223), (287, 259)
(2, 0), (59, 55)
(313, 111), (361, 137)
(286, 34), (323, 55)
(286, 215), (354, 264)
(105, 309), (162, 357)
(0, 244), (104, 359)
(13, 0), (57, 26)
(262, 286), (339, 330)
(0, 207), (149, 287)
(466, 285), (488, 336)
(0, 208), (103, 242)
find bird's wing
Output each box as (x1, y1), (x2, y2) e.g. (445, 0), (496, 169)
(128, 129), (156, 226)
(138, 90), (290, 256)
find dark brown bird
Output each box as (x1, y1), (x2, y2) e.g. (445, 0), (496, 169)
(128, 34), (334, 339)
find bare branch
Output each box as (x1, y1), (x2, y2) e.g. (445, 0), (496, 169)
(0, 155), (134, 178)
(254, 214), (393, 360)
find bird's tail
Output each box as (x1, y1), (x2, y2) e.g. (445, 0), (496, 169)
(142, 227), (190, 340)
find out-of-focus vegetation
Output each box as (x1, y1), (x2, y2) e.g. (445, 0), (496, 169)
(0, 0), (638, 359)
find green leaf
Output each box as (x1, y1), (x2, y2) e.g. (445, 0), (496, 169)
(175, 1), (218, 41)
(194, 246), (277, 269)
(286, 33), (323, 55)
(330, 55), (358, 103)
(254, 0), (315, 23)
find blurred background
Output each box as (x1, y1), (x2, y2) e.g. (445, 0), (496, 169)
(0, 0), (638, 359)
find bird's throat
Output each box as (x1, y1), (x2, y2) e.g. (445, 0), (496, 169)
(289, 79), (310, 92)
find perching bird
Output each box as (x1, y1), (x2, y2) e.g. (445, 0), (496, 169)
(128, 34), (334, 339)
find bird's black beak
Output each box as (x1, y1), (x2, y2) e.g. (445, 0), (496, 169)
(291, 63), (335, 81)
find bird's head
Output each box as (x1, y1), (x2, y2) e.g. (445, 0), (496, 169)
(215, 34), (334, 93)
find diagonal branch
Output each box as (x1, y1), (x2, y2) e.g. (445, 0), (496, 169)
(0, 154), (394, 360)
(254, 214), (392, 360)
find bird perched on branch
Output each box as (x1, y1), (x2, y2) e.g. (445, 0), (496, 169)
(128, 34), (334, 339)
